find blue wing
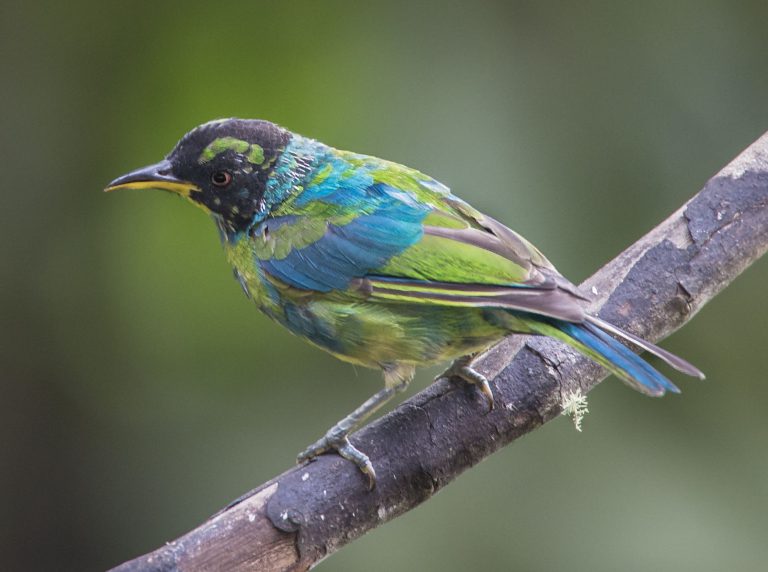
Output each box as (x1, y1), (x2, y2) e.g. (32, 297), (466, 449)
(256, 183), (430, 292)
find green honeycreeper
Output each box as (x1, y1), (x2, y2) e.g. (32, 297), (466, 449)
(107, 118), (704, 488)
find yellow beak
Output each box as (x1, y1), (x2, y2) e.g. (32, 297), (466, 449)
(105, 159), (200, 197)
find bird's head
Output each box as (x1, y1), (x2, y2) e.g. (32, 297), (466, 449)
(106, 118), (291, 232)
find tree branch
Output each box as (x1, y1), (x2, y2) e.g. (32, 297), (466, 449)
(111, 132), (768, 572)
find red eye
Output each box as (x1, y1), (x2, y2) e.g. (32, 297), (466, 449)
(211, 171), (232, 187)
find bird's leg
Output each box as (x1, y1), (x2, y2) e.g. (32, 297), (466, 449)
(297, 364), (414, 489)
(440, 354), (495, 411)
(296, 387), (395, 487)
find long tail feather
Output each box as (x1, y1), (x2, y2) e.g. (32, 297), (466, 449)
(526, 317), (701, 397)
(584, 315), (705, 379)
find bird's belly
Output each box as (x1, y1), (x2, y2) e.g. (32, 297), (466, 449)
(225, 245), (519, 368)
(278, 298), (510, 368)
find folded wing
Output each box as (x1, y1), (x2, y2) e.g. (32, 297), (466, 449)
(254, 177), (589, 323)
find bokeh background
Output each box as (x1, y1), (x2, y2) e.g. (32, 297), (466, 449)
(3, 1), (768, 570)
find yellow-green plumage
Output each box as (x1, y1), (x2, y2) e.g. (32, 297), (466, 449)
(221, 146), (541, 368)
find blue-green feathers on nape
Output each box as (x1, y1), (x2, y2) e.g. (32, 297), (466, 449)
(106, 118), (704, 484)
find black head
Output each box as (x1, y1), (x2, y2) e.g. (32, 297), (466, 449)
(106, 119), (291, 232)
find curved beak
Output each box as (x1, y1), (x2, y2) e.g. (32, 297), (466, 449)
(105, 159), (200, 197)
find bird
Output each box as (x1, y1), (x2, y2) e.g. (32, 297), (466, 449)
(106, 118), (704, 488)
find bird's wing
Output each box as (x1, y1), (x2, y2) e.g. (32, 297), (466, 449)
(254, 158), (587, 322)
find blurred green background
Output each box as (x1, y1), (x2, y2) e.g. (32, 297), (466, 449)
(2, 1), (767, 570)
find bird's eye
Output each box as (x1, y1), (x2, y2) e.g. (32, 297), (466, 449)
(211, 171), (232, 187)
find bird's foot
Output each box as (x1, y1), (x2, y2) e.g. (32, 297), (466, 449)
(441, 356), (495, 412)
(297, 429), (377, 490)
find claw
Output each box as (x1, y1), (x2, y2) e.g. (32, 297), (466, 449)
(441, 357), (495, 412)
(336, 439), (377, 490)
(298, 434), (377, 489)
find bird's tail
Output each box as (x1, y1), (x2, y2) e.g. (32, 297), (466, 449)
(527, 315), (705, 396)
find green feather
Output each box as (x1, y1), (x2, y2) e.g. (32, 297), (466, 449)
(380, 233), (530, 284)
